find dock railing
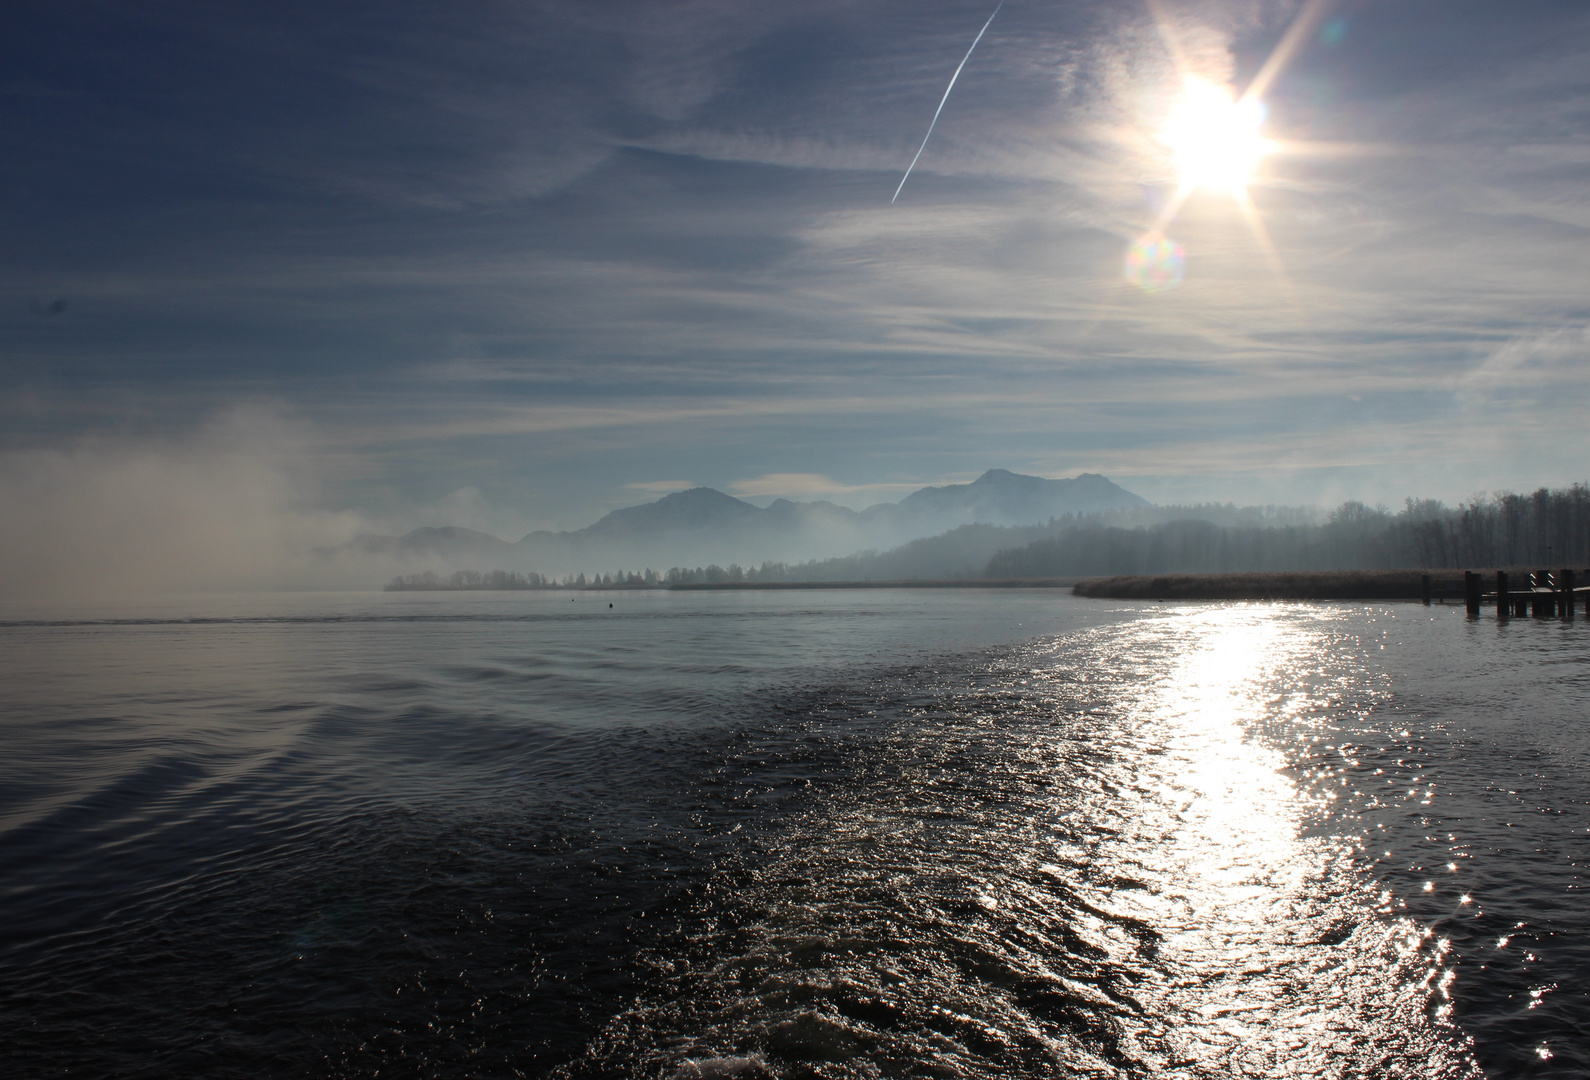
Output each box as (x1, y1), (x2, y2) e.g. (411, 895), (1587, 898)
(1458, 568), (1587, 618)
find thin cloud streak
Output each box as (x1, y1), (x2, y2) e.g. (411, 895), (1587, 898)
(727, 473), (930, 500)
(892, 2), (1003, 203)
(626, 479), (698, 493)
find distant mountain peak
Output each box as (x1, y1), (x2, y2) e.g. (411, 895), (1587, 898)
(653, 486), (745, 508)
(897, 469), (1146, 523)
(587, 485), (759, 537)
(344, 468), (1148, 578)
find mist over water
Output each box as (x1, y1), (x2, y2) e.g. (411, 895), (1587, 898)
(1, 591), (1584, 1078)
(0, 409), (368, 599)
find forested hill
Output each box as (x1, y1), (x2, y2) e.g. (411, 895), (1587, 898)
(659, 503), (1324, 584)
(661, 485), (1590, 585)
(989, 487), (1590, 578)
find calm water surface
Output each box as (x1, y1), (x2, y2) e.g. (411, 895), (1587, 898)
(1, 590), (1584, 1078)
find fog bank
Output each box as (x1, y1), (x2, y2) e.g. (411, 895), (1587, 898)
(0, 408), (363, 601)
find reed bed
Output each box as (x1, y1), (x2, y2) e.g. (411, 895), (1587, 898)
(1072, 570), (1439, 601)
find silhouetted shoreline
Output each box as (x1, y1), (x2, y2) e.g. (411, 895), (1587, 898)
(386, 578), (1080, 591)
(667, 578), (1077, 590)
(385, 569), (1583, 601)
(1072, 570), (1438, 601)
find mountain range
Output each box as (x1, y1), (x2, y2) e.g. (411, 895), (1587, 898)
(340, 470), (1148, 578)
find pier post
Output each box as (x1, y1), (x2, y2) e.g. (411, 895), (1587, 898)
(1464, 571), (1481, 616)
(1496, 571), (1509, 619)
(1421, 574), (1432, 606)
(1562, 568), (1575, 620)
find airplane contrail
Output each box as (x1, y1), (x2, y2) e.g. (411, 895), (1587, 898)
(891, 2), (1003, 204)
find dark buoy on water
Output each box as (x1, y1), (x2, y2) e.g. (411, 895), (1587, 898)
(609, 602), (613, 608)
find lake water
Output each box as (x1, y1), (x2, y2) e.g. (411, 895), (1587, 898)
(1, 590), (1584, 1078)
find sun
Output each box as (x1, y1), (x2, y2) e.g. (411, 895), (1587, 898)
(1162, 77), (1269, 194)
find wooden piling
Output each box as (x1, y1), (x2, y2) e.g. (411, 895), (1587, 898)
(1464, 571), (1481, 616)
(1496, 570), (1509, 619)
(1564, 569), (1577, 620)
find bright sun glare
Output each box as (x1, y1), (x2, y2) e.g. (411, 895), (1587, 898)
(1163, 78), (1269, 193)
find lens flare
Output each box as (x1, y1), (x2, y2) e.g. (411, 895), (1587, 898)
(1125, 233), (1185, 293)
(1163, 77), (1269, 193)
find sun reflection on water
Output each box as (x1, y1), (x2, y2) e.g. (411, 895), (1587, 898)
(1099, 605), (1479, 1075)
(1153, 609), (1301, 893)
(562, 603), (1483, 1078)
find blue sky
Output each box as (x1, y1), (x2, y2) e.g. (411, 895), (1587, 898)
(4, 0), (1589, 545)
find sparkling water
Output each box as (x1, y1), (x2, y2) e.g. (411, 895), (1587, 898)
(2, 591), (1584, 1077)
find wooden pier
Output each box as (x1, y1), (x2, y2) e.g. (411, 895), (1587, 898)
(1458, 568), (1589, 618)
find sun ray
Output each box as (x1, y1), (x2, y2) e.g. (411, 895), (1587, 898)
(1154, 184), (1194, 234)
(1234, 188), (1305, 318)
(1240, 0), (1338, 106)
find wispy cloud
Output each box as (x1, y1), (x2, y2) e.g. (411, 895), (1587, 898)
(626, 479), (698, 494)
(1458, 324), (1590, 407)
(726, 473), (926, 500)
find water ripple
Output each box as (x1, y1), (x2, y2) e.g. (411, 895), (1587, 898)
(1, 594), (1584, 1077)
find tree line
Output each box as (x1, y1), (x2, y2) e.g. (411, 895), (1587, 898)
(986, 485), (1590, 578)
(386, 569), (663, 591)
